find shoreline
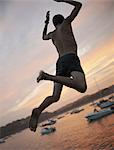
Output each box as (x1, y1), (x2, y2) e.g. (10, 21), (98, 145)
(0, 84), (114, 139)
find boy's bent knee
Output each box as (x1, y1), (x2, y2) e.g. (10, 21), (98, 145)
(79, 84), (87, 93)
(74, 84), (87, 93)
(80, 87), (87, 93)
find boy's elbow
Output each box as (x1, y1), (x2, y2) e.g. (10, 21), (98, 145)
(42, 36), (45, 40)
(80, 3), (82, 8)
(78, 2), (82, 9)
(42, 33), (52, 40)
(79, 2), (82, 6)
(42, 36), (47, 40)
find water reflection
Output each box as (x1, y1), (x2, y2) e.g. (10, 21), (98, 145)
(0, 103), (114, 150)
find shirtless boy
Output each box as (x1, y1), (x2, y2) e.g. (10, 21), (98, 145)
(29, 0), (87, 132)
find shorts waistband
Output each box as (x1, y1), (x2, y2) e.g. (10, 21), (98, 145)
(59, 53), (77, 59)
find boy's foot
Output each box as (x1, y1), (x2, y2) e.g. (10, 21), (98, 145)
(37, 71), (45, 83)
(29, 108), (41, 132)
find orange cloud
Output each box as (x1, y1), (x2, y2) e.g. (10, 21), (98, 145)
(81, 36), (114, 93)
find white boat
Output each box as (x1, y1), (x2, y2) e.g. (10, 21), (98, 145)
(70, 107), (84, 114)
(41, 119), (56, 127)
(85, 107), (114, 122)
(0, 139), (5, 144)
(97, 99), (114, 108)
(57, 115), (65, 120)
(89, 102), (97, 106)
(109, 94), (114, 100)
(41, 127), (56, 135)
(48, 119), (56, 125)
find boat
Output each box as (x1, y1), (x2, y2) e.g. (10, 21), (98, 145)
(41, 119), (56, 127)
(109, 95), (114, 100)
(41, 127), (56, 135)
(0, 139), (5, 144)
(92, 78), (114, 109)
(70, 107), (84, 114)
(89, 102), (97, 106)
(48, 119), (56, 125)
(85, 107), (114, 122)
(57, 115), (65, 120)
(96, 99), (114, 109)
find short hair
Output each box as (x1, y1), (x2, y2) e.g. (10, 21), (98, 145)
(53, 14), (64, 27)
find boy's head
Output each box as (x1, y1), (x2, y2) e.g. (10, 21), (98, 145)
(53, 14), (64, 27)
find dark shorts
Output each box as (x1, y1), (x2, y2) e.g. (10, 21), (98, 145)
(56, 53), (84, 77)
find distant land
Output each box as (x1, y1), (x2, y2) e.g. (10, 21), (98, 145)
(0, 85), (114, 139)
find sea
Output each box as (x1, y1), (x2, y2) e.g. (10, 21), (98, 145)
(0, 100), (114, 150)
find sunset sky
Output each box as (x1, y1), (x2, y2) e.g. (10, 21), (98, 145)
(0, 0), (114, 126)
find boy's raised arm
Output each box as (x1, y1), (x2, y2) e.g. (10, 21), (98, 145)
(53, 0), (82, 22)
(42, 11), (52, 40)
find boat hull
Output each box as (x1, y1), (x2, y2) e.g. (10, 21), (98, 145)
(85, 108), (114, 122)
(97, 101), (114, 109)
(41, 127), (56, 135)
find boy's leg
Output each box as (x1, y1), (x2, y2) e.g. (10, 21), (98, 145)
(29, 82), (63, 132)
(37, 71), (87, 93)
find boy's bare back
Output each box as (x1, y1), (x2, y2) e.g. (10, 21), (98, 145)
(51, 19), (77, 57)
(43, 0), (82, 57)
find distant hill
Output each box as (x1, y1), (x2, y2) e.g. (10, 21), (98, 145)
(54, 85), (114, 115)
(0, 84), (113, 139)
(0, 112), (55, 139)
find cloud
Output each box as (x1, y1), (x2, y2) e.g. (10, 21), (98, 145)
(81, 36), (114, 94)
(0, 0), (114, 126)
(73, 0), (114, 56)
